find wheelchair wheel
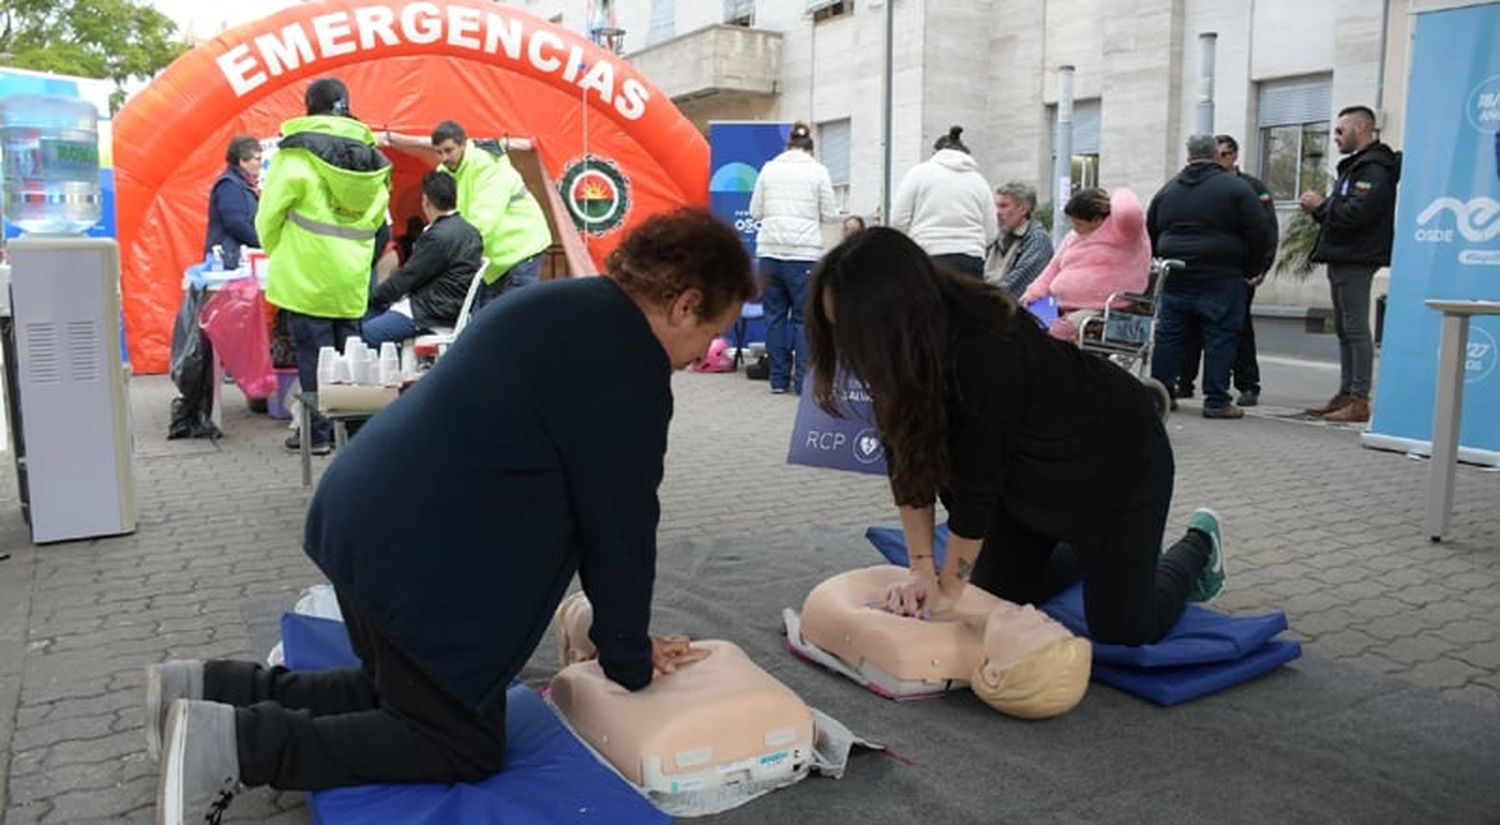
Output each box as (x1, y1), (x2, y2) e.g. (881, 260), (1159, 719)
(1142, 377), (1172, 422)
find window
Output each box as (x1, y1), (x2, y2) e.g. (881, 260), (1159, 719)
(647, 0), (675, 46)
(725, 0), (755, 26)
(809, 0), (853, 23)
(819, 118), (852, 210)
(1258, 76), (1332, 201)
(1048, 99), (1101, 196)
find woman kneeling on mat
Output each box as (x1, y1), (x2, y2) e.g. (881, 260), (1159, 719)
(806, 228), (1226, 643)
(144, 209), (751, 824)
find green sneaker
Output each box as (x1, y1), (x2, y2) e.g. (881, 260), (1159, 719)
(1187, 508), (1225, 602)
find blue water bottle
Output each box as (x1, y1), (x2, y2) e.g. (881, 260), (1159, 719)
(0, 93), (102, 235)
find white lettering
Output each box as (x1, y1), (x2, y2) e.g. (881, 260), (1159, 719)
(1415, 228), (1454, 243)
(254, 24), (317, 77)
(483, 13), (524, 60)
(353, 6), (399, 50)
(562, 45), (585, 82)
(216, 44), (267, 97)
(529, 29), (564, 73)
(1468, 358), (1483, 371)
(616, 77), (650, 120)
(804, 431), (846, 451)
(311, 12), (357, 58)
(578, 58), (615, 104)
(1470, 342), (1491, 359)
(401, 2), (443, 45)
(447, 7), (482, 50)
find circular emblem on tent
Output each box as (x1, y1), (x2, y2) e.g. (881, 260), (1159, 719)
(561, 156), (630, 235)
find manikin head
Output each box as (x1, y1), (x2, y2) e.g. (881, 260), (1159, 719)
(969, 603), (1091, 719)
(431, 120), (469, 172)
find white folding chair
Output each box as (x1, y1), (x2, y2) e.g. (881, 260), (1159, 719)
(411, 257), (489, 349)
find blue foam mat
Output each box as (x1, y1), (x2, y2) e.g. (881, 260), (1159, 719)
(279, 613), (668, 825)
(864, 525), (1301, 704)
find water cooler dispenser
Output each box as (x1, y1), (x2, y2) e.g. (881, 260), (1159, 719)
(1, 93), (136, 543)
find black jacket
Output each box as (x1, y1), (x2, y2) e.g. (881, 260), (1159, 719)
(1310, 141), (1401, 267)
(204, 166), (259, 270)
(1148, 162), (1275, 281)
(371, 212), (483, 330)
(306, 277), (669, 711)
(1237, 170), (1279, 275)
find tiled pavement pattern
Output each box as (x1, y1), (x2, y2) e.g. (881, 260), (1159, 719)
(0, 371), (1496, 823)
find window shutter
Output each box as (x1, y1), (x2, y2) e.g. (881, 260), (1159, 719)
(820, 119), (852, 185)
(1258, 76), (1332, 127)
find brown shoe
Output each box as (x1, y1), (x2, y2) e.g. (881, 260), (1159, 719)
(1305, 393), (1354, 416)
(1202, 404), (1245, 419)
(1323, 396), (1370, 423)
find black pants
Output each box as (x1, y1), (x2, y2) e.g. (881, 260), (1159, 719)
(286, 312), (363, 445)
(931, 253), (986, 279)
(967, 429), (1210, 645)
(1178, 284), (1260, 395)
(203, 594), (506, 790)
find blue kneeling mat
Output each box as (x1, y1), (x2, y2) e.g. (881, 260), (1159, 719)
(864, 525), (1302, 706)
(279, 613), (669, 825)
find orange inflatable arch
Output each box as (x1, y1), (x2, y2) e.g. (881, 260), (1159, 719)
(114, 0), (708, 374)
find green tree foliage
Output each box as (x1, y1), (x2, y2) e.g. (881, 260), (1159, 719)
(0, 0), (189, 110)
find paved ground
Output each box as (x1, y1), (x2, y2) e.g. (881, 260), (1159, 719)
(0, 361), (1497, 823)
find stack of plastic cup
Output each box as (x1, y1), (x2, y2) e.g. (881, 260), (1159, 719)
(378, 342), (400, 386)
(316, 346), (338, 387)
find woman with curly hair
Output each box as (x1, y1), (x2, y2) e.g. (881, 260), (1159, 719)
(806, 227), (1226, 648)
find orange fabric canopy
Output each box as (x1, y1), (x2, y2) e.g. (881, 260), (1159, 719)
(114, 0), (707, 374)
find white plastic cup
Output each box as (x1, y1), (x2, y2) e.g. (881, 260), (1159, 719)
(331, 354), (352, 384)
(316, 346), (337, 386)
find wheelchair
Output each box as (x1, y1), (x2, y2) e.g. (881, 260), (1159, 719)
(1074, 258), (1183, 422)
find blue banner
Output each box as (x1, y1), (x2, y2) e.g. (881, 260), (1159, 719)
(710, 122), (789, 348)
(786, 367), (887, 475)
(1365, 3), (1500, 463)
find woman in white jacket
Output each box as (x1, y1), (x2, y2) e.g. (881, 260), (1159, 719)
(891, 126), (999, 278)
(749, 122), (839, 394)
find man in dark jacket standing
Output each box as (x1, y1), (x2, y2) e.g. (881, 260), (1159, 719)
(203, 136), (262, 270)
(1148, 134), (1275, 419)
(363, 171), (484, 347)
(1175, 135), (1279, 406)
(1299, 105), (1400, 424)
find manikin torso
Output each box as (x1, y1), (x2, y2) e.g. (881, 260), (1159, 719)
(549, 594), (815, 790)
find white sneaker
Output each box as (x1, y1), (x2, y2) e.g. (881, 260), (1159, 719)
(144, 660), (204, 761)
(156, 699), (240, 825)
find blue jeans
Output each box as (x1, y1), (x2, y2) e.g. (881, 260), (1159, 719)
(472, 253), (544, 315)
(362, 310), (423, 349)
(760, 257), (813, 392)
(287, 312), (363, 445)
(1150, 278), (1247, 411)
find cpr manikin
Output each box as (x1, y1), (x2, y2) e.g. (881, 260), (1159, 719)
(549, 593), (816, 797)
(784, 565), (1091, 719)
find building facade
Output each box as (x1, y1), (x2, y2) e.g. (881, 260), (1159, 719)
(517, 0), (1477, 308)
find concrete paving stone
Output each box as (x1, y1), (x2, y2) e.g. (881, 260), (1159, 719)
(39, 773), (156, 823)
(1309, 565), (1376, 586)
(1340, 651), (1407, 675)
(6, 755), (153, 806)
(1453, 640), (1500, 671)
(1311, 627), (1383, 658)
(1403, 658), (1487, 691)
(1289, 608), (1357, 639)
(1433, 620), (1499, 646)
(1444, 682), (1500, 708)
(9, 711), (118, 756)
(1341, 597), (1409, 620)
(1358, 614), (1432, 641)
(1378, 567), (1436, 589)
(4, 801), (53, 824)
(1324, 580), (1396, 603)
(1389, 583), (1462, 608)
(1373, 634), (1459, 666)
(1439, 572), (1500, 592)
(1408, 600), (1486, 627)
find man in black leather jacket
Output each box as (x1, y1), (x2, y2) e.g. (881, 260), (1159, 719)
(1299, 105), (1401, 424)
(364, 170), (484, 347)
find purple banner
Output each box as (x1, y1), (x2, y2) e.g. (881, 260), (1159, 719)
(786, 368), (887, 475)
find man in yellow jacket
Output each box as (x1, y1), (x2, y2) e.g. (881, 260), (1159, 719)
(256, 77), (391, 453)
(384, 121), (552, 312)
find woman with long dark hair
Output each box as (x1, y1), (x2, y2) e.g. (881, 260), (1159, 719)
(806, 228), (1226, 646)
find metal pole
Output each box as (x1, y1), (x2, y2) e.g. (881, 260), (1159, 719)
(1196, 32), (1218, 136)
(1051, 65), (1075, 245)
(881, 0), (895, 224)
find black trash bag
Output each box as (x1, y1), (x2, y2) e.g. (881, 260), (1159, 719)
(167, 285), (221, 440)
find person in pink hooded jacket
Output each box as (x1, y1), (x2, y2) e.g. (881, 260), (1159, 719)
(1020, 187), (1152, 342)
